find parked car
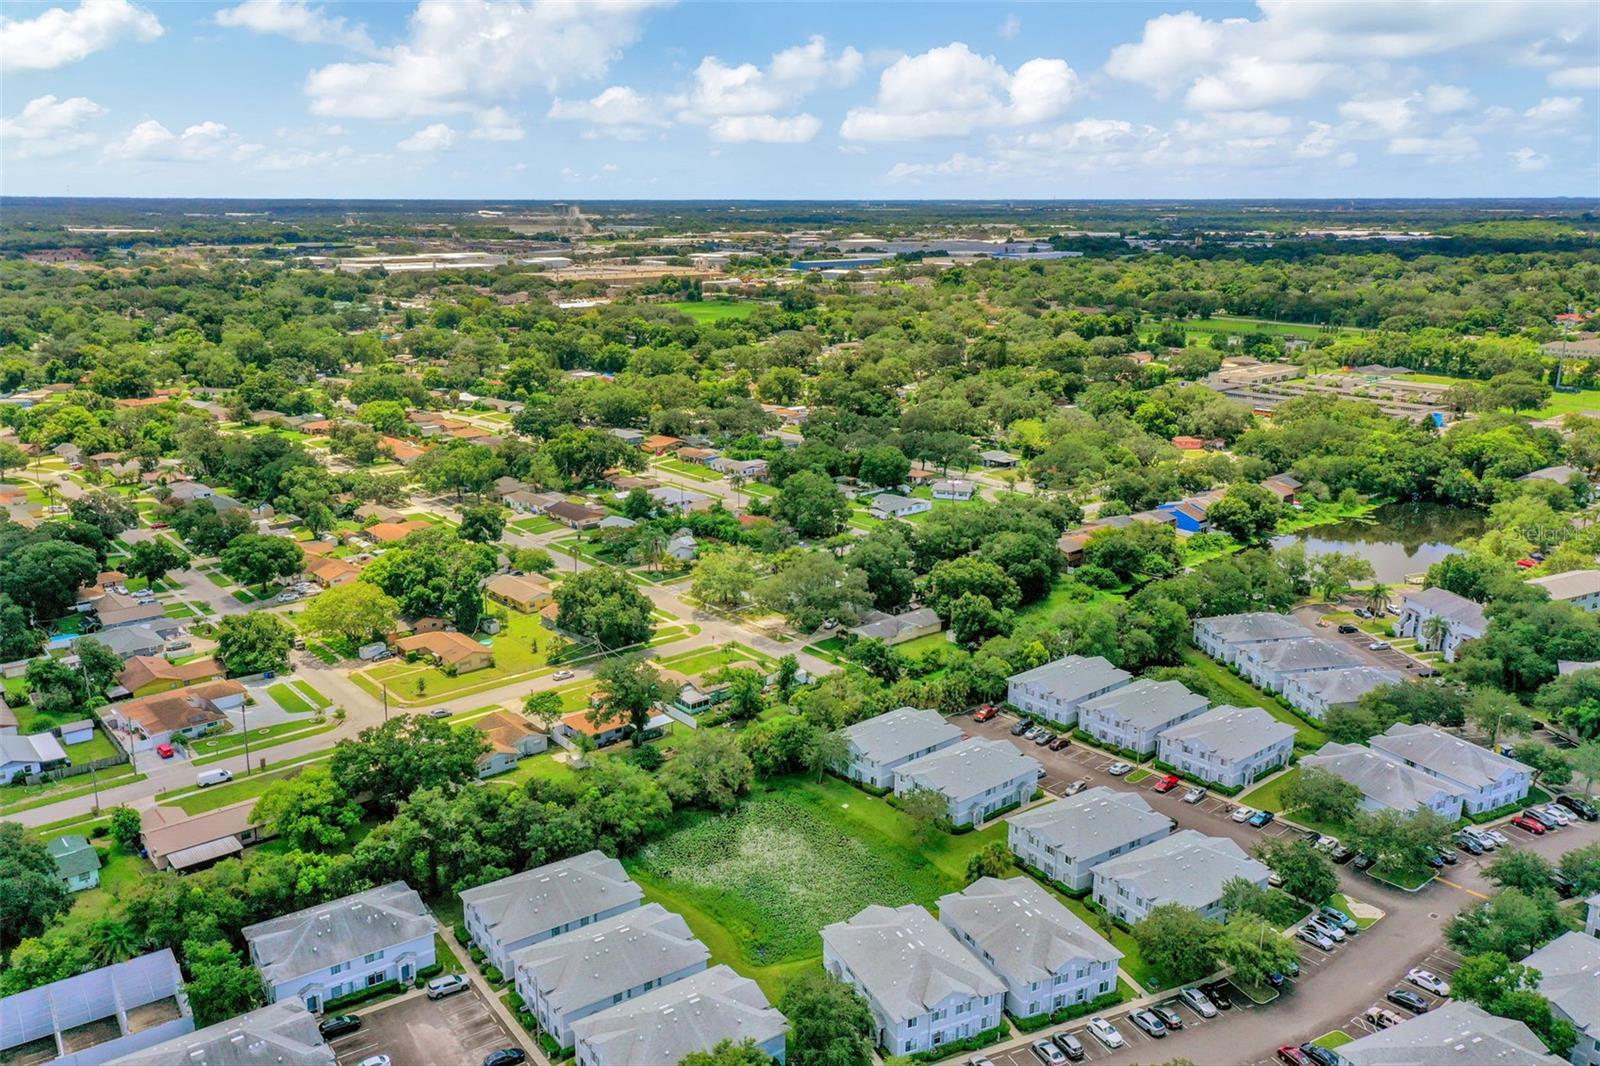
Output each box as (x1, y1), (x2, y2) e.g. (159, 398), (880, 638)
(1511, 814), (1548, 834)
(551, 670), (574, 681)
(1182, 786), (1207, 804)
(1353, 853), (1376, 871)
(1011, 720), (1033, 737)
(1201, 981), (1235, 1009)
(1556, 794), (1599, 820)
(1330, 844), (1355, 864)
(1435, 847), (1458, 866)
(1127, 1009), (1165, 1038)
(1265, 970), (1286, 988)
(1364, 1007), (1403, 1029)
(1153, 774), (1181, 793)
(1034, 730), (1054, 746)
(1180, 986), (1218, 1018)
(1300, 828), (1322, 845)
(318, 1015), (360, 1038)
(1387, 988), (1430, 1013)
(196, 768), (231, 787)
(967, 1055), (995, 1066)
(1031, 1042), (1067, 1066)
(1107, 761), (1134, 776)
(483, 1052), (526, 1066)
(1550, 872), (1576, 898)
(429, 708), (451, 719)
(1277, 1046), (1315, 1066)
(356, 1057), (392, 1066)
(1064, 778), (1089, 796)
(1540, 804), (1572, 826)
(1354, 607), (1373, 619)
(1407, 968), (1450, 996)
(1338, 623), (1359, 633)
(1248, 809), (1275, 828)
(1320, 906), (1358, 933)
(1051, 1032), (1086, 1062)
(1231, 805), (1256, 823)
(155, 742), (175, 759)
(1368, 640), (1391, 650)
(426, 974), (470, 1000)
(1306, 916), (1346, 942)
(1301, 1043), (1342, 1066)
(1048, 735), (1072, 751)
(1315, 835), (1339, 852)
(1151, 1004), (1184, 1030)
(1299, 927), (1335, 951)
(973, 705), (999, 722)
(1087, 1018), (1125, 1050)
(1456, 833), (1484, 856)
(1484, 828), (1509, 846)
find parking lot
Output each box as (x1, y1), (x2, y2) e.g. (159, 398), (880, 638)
(986, 986), (1262, 1066)
(1334, 943), (1466, 1042)
(329, 986), (520, 1066)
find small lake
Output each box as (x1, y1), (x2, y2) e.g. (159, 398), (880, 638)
(1270, 501), (1485, 585)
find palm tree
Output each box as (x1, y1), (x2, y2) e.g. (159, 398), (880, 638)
(88, 918), (141, 965)
(1364, 583), (1390, 616)
(1421, 615), (1452, 655)
(728, 473), (745, 509)
(631, 526), (670, 571)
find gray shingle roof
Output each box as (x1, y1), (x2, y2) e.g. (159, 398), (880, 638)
(105, 1001), (333, 1066)
(1301, 743), (1469, 810)
(841, 707), (962, 766)
(896, 738), (1040, 798)
(1006, 787), (1172, 858)
(568, 964), (786, 1066)
(46, 834), (100, 880)
(1246, 637), (1367, 673)
(1370, 724), (1532, 790)
(1196, 612), (1313, 644)
(1157, 705), (1295, 761)
(1090, 829), (1268, 910)
(1402, 587), (1487, 632)
(938, 877), (1120, 988)
(1080, 678), (1208, 731)
(510, 903), (708, 1016)
(1287, 665), (1407, 705)
(1528, 568), (1600, 601)
(1008, 655), (1131, 703)
(1337, 1000), (1565, 1066)
(459, 851), (643, 948)
(821, 904), (1004, 1020)
(242, 882), (436, 985)
(1522, 932), (1600, 1037)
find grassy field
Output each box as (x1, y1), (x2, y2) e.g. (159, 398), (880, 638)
(266, 682), (316, 714)
(662, 300), (759, 322)
(1330, 893), (1379, 930)
(1152, 315), (1358, 341)
(191, 719), (339, 765)
(653, 457), (724, 483)
(625, 774), (1006, 1000)
(1399, 372), (1600, 419)
(1313, 1031), (1354, 1050)
(1239, 768), (1295, 812)
(1178, 649), (1328, 750)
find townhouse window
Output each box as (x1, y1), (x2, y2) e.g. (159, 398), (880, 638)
(908, 1017), (918, 1027)
(364, 950), (384, 963)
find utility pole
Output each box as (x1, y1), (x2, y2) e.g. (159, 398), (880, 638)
(381, 682), (389, 722)
(240, 698), (251, 776)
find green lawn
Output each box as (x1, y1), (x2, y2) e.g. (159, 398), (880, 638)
(1179, 649), (1328, 750)
(266, 682), (316, 714)
(1313, 1031), (1354, 1050)
(1015, 575), (1124, 626)
(895, 632), (954, 661)
(1398, 372), (1600, 419)
(657, 642), (776, 677)
(625, 774), (1006, 1000)
(509, 516), (561, 535)
(1239, 768), (1294, 812)
(662, 300), (759, 322)
(1151, 315), (1357, 341)
(1125, 769), (1152, 783)
(157, 755), (330, 814)
(292, 679), (331, 710)
(654, 458), (724, 483)
(1330, 893), (1380, 930)
(190, 718), (339, 763)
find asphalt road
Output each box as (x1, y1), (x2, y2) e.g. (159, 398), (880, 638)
(963, 711), (1600, 1066)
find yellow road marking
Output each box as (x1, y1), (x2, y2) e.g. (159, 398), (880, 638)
(1438, 878), (1489, 900)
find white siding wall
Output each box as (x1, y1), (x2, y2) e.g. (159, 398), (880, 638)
(821, 945), (1002, 1056)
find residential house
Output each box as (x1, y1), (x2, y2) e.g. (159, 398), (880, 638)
(553, 707), (672, 749)
(1006, 787), (1173, 892)
(607, 428), (646, 446)
(1395, 587), (1487, 661)
(95, 598), (169, 629)
(1006, 655), (1132, 727)
(641, 435), (682, 454)
(1076, 678), (1209, 756)
(362, 519), (431, 544)
(506, 490), (566, 515)
(47, 833), (101, 892)
(1587, 893), (1600, 937)
(546, 501), (606, 529)
(657, 661), (764, 716)
(1236, 637), (1368, 693)
(243, 881), (438, 1014)
(140, 800), (266, 873)
(304, 554), (361, 588)
(1155, 705), (1295, 789)
(1192, 612), (1314, 665)
(979, 450), (1019, 468)
(378, 436), (426, 465)
(1520, 464), (1586, 486)
(597, 515), (636, 530)
(838, 706), (963, 789)
(676, 447), (720, 466)
(869, 493), (932, 519)
(939, 877), (1121, 1021)
(73, 624), (170, 661)
(116, 655), (224, 697)
(1300, 742), (1469, 818)
(709, 456), (768, 480)
(392, 631), (493, 674)
(104, 1000), (334, 1066)
(493, 475), (528, 499)
(472, 710), (549, 778)
(1368, 723), (1534, 815)
(511, 903), (709, 1051)
(354, 503), (405, 524)
(0, 732), (69, 783)
(0, 950), (195, 1066)
(484, 573), (553, 613)
(892, 738), (1041, 827)
(461, 851), (644, 976)
(1160, 499), (1212, 533)
(1260, 474), (1302, 505)
(1530, 570), (1600, 611)
(1090, 829), (1270, 925)
(931, 479), (975, 500)
(1335, 1001), (1565, 1066)
(666, 529), (698, 562)
(1521, 933), (1600, 1066)
(0, 699), (14, 734)
(1279, 665), (1408, 719)
(821, 904), (1005, 1057)
(569, 965), (787, 1066)
(647, 486), (712, 514)
(848, 606), (943, 646)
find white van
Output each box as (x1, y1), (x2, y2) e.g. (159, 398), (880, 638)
(196, 768), (233, 788)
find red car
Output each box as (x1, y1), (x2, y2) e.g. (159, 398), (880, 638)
(1276, 1047), (1314, 1066)
(1511, 814), (1547, 834)
(1153, 774), (1181, 793)
(1516, 558), (1537, 568)
(973, 705), (999, 723)
(155, 742), (175, 759)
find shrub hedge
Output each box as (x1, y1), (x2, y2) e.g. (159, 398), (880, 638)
(1011, 990), (1125, 1033)
(323, 979), (400, 1012)
(908, 1023), (1009, 1062)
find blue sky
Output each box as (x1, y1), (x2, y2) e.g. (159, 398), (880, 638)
(2, 1), (1597, 199)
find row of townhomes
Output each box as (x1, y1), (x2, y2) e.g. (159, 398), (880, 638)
(1005, 655), (1297, 789)
(1193, 613), (1406, 719)
(1301, 722), (1534, 819)
(459, 850), (788, 1063)
(821, 877), (1121, 1056)
(839, 707), (1043, 825)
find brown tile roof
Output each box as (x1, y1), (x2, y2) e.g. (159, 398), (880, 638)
(475, 709), (545, 755)
(140, 800), (260, 862)
(118, 655), (223, 692)
(304, 554), (361, 582)
(365, 519), (431, 543)
(110, 689), (230, 735)
(394, 630), (489, 666)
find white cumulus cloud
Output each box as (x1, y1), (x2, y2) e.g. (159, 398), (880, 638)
(2, 95), (107, 141)
(1510, 146), (1550, 171)
(841, 43), (1078, 141)
(468, 107), (524, 141)
(708, 113), (821, 143)
(0, 0), (161, 73)
(103, 118), (235, 161)
(548, 85), (663, 126)
(396, 123), (455, 152)
(1549, 66), (1600, 90)
(215, 0), (375, 53)
(1524, 95), (1582, 126)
